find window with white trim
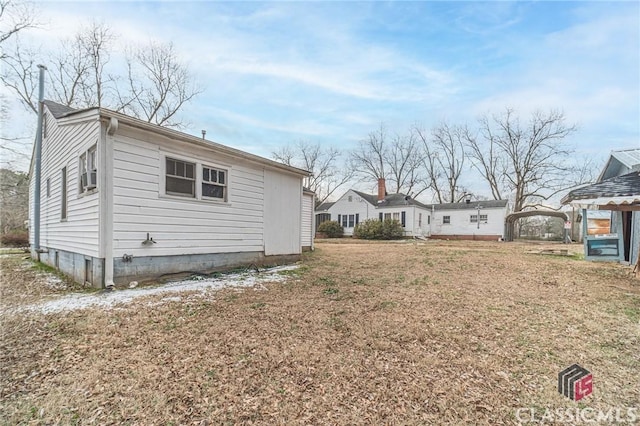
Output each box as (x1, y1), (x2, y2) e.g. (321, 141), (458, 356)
(61, 167), (67, 220)
(480, 214), (488, 223)
(393, 212), (400, 221)
(79, 145), (97, 193)
(166, 157), (195, 197)
(202, 165), (227, 200)
(443, 215), (451, 224)
(470, 214), (478, 223)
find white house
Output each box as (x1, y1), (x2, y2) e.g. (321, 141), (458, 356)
(29, 100), (312, 287)
(315, 179), (509, 239)
(430, 200), (509, 241)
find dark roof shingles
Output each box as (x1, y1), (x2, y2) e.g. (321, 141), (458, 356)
(563, 171), (640, 203)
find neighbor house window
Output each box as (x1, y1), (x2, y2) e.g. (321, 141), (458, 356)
(79, 145), (97, 193)
(342, 215), (348, 228)
(443, 215), (450, 224)
(166, 157), (195, 197)
(348, 214), (355, 228)
(470, 214), (478, 223)
(418, 213), (422, 227)
(401, 211), (406, 227)
(384, 213), (391, 220)
(393, 212), (400, 221)
(46, 178), (50, 197)
(427, 215), (430, 225)
(348, 195), (352, 202)
(61, 167), (67, 220)
(202, 165), (227, 200)
(480, 214), (488, 223)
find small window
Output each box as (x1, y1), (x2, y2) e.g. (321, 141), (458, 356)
(428, 215), (431, 225)
(443, 215), (450, 224)
(418, 213), (422, 227)
(61, 167), (67, 220)
(348, 214), (355, 228)
(202, 165), (227, 200)
(480, 214), (488, 223)
(166, 157), (195, 197)
(470, 214), (478, 223)
(46, 178), (50, 197)
(79, 145), (97, 193)
(348, 195), (353, 202)
(401, 211), (406, 227)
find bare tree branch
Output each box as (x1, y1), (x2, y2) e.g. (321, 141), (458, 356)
(0, 0), (38, 57)
(122, 41), (203, 128)
(273, 140), (353, 206)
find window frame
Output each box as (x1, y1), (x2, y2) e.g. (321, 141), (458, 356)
(480, 214), (488, 223)
(443, 215), (451, 224)
(161, 153), (231, 204)
(165, 157), (196, 198)
(201, 164), (228, 201)
(470, 214), (478, 223)
(78, 144), (98, 195)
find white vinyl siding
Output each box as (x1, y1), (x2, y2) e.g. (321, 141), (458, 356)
(111, 130), (268, 257)
(301, 192), (313, 248)
(29, 110), (101, 256)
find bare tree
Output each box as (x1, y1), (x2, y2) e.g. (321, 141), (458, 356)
(122, 41), (202, 127)
(77, 22), (114, 108)
(0, 168), (29, 233)
(414, 122), (467, 203)
(0, 42), (39, 112)
(464, 115), (506, 201)
(466, 108), (578, 212)
(0, 0), (38, 56)
(2, 25), (201, 129)
(273, 141), (353, 205)
(349, 123), (426, 196)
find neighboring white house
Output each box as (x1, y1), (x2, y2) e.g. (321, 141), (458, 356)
(29, 100), (311, 287)
(430, 200), (509, 240)
(315, 179), (509, 239)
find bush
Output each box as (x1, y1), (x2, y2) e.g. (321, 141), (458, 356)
(1, 231), (29, 247)
(354, 219), (404, 240)
(317, 220), (344, 238)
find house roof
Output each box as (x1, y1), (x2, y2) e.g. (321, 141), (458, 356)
(562, 171), (640, 205)
(430, 199), (509, 211)
(316, 201), (334, 211)
(43, 100), (81, 119)
(598, 148), (640, 182)
(41, 100), (310, 177)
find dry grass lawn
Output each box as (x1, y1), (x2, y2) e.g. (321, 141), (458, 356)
(1, 241), (639, 425)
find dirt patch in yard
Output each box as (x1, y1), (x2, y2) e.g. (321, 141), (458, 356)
(1, 241), (638, 424)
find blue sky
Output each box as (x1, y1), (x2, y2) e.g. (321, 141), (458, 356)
(4, 1), (639, 197)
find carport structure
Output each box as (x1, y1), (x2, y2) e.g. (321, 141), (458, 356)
(504, 210), (569, 242)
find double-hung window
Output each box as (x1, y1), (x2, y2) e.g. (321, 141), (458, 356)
(79, 145), (97, 193)
(202, 166), (227, 200)
(470, 214), (478, 223)
(166, 157), (195, 197)
(443, 215), (451, 224)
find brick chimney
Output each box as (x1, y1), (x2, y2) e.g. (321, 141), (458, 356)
(377, 178), (386, 202)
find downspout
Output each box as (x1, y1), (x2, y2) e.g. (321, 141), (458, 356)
(33, 64), (47, 254)
(103, 117), (118, 287)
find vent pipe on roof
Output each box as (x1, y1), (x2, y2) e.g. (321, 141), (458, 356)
(33, 64), (47, 253)
(201, 130), (206, 139)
